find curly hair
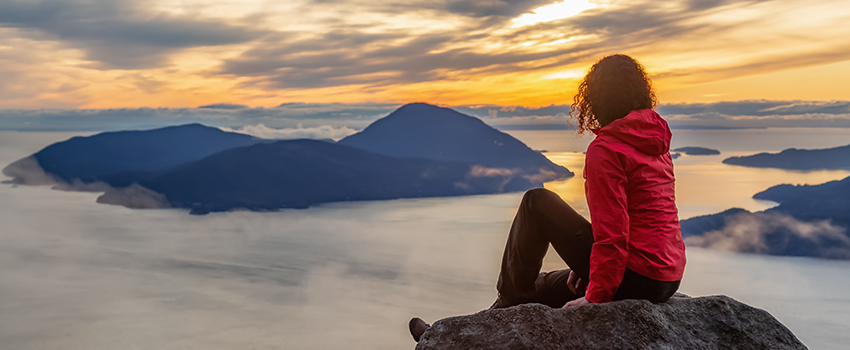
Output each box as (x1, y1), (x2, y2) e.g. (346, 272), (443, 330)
(569, 54), (657, 134)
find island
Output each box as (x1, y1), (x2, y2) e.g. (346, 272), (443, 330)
(722, 144), (850, 170)
(2, 123), (263, 187)
(679, 175), (850, 260)
(671, 147), (720, 155)
(101, 139), (541, 214)
(338, 103), (572, 182)
(3, 103), (573, 214)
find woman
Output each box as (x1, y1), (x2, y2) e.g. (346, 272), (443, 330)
(409, 54), (686, 341)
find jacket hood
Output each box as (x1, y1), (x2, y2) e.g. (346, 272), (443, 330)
(591, 109), (671, 155)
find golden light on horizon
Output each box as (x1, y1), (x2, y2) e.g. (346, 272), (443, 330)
(0, 0), (848, 109)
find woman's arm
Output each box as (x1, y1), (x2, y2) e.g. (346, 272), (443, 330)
(583, 142), (630, 303)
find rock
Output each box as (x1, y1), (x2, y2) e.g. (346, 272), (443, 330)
(415, 295), (807, 350)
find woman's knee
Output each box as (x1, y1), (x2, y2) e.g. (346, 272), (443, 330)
(522, 188), (556, 207)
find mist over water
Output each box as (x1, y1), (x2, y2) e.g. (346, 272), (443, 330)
(2, 129), (850, 349)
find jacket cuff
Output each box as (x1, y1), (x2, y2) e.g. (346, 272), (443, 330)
(585, 287), (612, 304)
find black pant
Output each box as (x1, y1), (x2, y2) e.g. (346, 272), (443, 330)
(496, 188), (680, 308)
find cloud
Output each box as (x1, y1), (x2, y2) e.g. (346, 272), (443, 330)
(444, 0), (554, 17)
(220, 124), (358, 141)
(3, 100), (850, 132)
(1, 155), (59, 185)
(685, 211), (850, 259)
(468, 165), (515, 177)
(659, 100), (850, 117)
(215, 0), (737, 90)
(199, 103), (250, 110)
(218, 30), (593, 90)
(0, 0), (848, 107)
(219, 0), (846, 94)
(660, 100), (850, 128)
(0, 102), (401, 131)
(0, 0), (266, 69)
(97, 183), (170, 209)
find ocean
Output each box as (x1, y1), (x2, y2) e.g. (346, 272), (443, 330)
(1, 128), (849, 349)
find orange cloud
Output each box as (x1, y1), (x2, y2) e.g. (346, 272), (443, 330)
(0, 0), (848, 109)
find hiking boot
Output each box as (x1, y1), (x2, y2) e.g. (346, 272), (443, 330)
(489, 295), (509, 309)
(489, 293), (527, 309)
(409, 317), (430, 342)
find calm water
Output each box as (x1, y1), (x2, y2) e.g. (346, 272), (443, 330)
(1, 129), (850, 349)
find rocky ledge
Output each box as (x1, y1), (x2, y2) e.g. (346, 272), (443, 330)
(415, 295), (807, 350)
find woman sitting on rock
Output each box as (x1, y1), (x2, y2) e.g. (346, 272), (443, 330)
(410, 54), (686, 342)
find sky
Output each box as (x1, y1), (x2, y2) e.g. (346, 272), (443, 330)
(1, 0), (849, 112)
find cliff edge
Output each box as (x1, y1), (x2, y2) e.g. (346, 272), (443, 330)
(415, 295), (807, 350)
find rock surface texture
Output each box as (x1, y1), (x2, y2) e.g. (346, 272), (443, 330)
(415, 295), (807, 350)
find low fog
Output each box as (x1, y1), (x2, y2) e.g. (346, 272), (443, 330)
(219, 124), (358, 141)
(0, 183), (518, 350)
(685, 212), (850, 259)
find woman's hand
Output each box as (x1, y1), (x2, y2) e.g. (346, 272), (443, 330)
(566, 270), (586, 296)
(562, 297), (590, 308)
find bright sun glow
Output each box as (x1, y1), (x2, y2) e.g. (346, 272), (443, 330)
(513, 0), (597, 26)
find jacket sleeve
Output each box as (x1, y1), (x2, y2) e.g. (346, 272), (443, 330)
(584, 141), (630, 303)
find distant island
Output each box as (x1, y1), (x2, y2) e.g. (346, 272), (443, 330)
(753, 175), (850, 226)
(680, 175), (850, 260)
(2, 123), (263, 188)
(722, 144), (850, 170)
(3, 103), (573, 214)
(671, 147), (720, 155)
(103, 139), (545, 214)
(338, 103), (572, 180)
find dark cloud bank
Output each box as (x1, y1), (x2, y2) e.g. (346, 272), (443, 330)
(0, 0), (265, 69)
(1, 100), (849, 132)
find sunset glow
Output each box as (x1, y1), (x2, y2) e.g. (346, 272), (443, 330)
(0, 0), (848, 109)
(512, 0), (598, 26)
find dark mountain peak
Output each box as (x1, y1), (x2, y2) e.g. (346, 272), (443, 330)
(144, 123), (235, 134)
(15, 123), (263, 184)
(395, 102), (454, 114)
(339, 104), (572, 180)
(398, 101), (440, 110)
(371, 102), (486, 130)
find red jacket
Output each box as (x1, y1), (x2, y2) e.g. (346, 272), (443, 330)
(583, 109), (686, 303)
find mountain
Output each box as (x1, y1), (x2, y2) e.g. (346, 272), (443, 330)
(4, 106), (572, 214)
(754, 175), (850, 225)
(679, 176), (850, 259)
(722, 144), (850, 170)
(679, 208), (750, 237)
(2, 124), (262, 185)
(338, 103), (573, 181)
(114, 139), (540, 214)
(671, 147), (720, 155)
